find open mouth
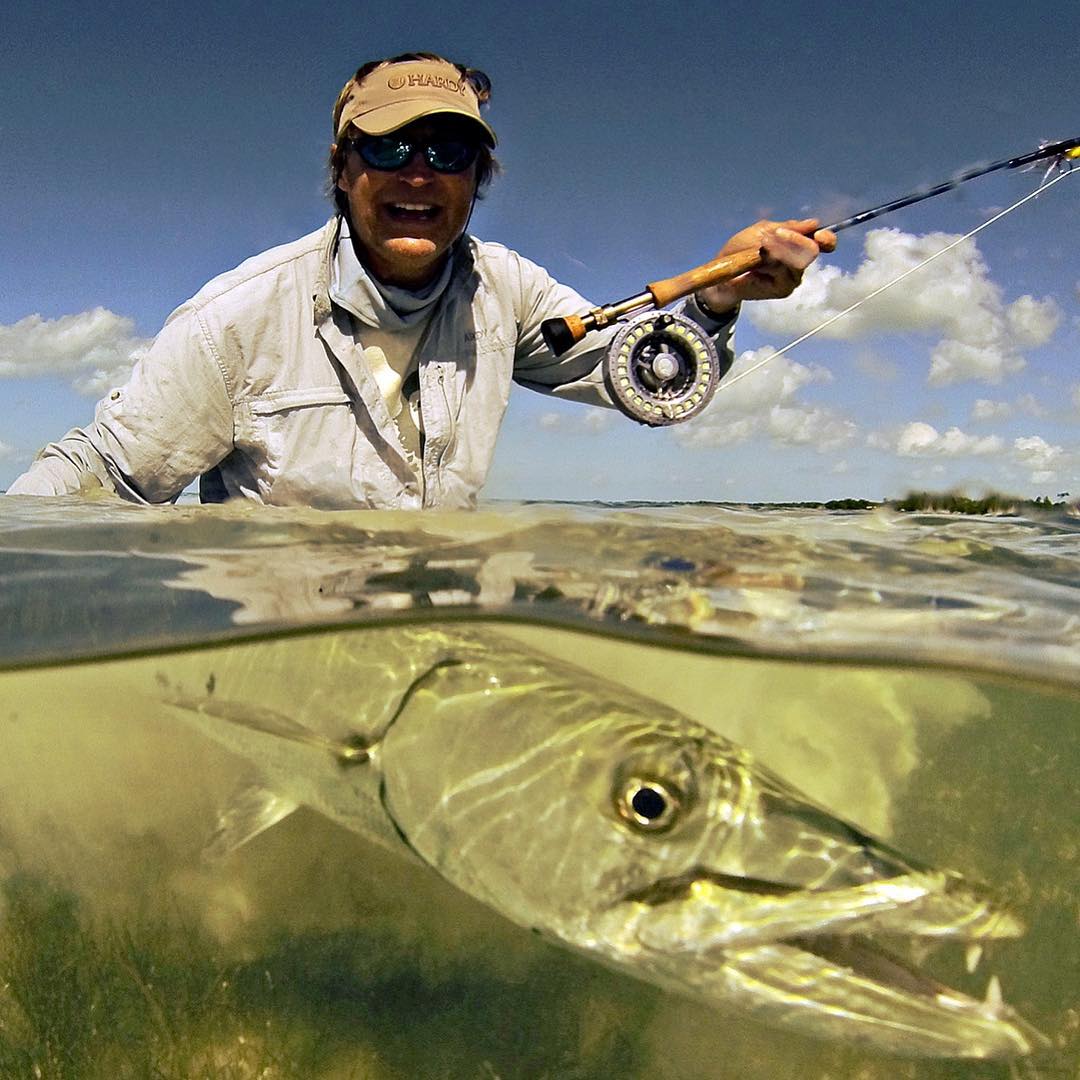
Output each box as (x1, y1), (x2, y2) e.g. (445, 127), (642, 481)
(789, 928), (998, 1007)
(385, 202), (441, 224)
(598, 868), (1048, 1058)
(713, 926), (1044, 1059)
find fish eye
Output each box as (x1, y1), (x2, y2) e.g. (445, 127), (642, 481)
(616, 777), (681, 832)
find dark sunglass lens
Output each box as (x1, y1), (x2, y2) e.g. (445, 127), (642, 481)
(426, 141), (478, 173)
(358, 137), (412, 170)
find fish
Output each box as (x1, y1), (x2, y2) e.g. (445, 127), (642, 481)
(157, 624), (1046, 1060)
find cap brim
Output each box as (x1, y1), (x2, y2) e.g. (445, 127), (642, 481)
(350, 101), (497, 147)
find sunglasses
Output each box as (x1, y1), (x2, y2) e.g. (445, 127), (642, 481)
(348, 135), (480, 175)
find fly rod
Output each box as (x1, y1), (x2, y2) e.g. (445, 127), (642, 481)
(541, 136), (1080, 360)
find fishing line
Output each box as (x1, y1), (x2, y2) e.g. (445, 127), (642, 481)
(717, 167), (1077, 394)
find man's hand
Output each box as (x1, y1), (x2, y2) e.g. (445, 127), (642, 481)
(695, 218), (836, 317)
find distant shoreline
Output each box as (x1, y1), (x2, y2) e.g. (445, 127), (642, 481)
(3, 491), (1075, 516)
(515, 493), (1076, 515)
(774, 493), (1075, 515)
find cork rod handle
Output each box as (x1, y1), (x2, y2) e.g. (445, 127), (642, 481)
(646, 223), (835, 308)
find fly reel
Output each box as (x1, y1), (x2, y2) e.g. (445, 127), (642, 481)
(603, 310), (719, 426)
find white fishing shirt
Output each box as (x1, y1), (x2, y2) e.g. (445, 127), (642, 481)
(9, 217), (737, 509)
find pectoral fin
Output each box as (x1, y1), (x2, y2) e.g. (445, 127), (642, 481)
(164, 690), (335, 752)
(162, 689), (371, 765)
(203, 782), (299, 862)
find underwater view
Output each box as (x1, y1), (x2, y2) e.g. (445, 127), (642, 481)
(0, 497), (1077, 1079)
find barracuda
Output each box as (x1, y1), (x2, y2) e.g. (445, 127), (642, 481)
(159, 626), (1045, 1060)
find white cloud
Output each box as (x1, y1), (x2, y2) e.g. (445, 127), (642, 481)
(0, 439), (14, 462)
(582, 409), (614, 433)
(852, 347), (899, 382)
(972, 395), (1049, 423)
(679, 414), (756, 447)
(927, 339), (1024, 387)
(1015, 393), (1046, 418)
(675, 347), (856, 450)
(1006, 295), (1060, 348)
(1011, 435), (1063, 473)
(748, 228), (1061, 386)
(0, 308), (148, 396)
(767, 405), (855, 450)
(971, 398), (1011, 421)
(875, 430), (1072, 486)
(538, 409), (616, 435)
(889, 421), (1005, 458)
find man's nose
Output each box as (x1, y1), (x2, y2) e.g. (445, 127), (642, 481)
(399, 151), (435, 183)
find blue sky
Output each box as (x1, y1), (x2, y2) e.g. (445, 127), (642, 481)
(2, 0), (1078, 503)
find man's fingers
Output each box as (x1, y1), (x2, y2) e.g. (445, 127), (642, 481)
(814, 228), (838, 253)
(763, 228), (820, 271)
(715, 217), (837, 302)
(776, 218), (837, 254)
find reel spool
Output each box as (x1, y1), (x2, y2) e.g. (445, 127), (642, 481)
(603, 310), (719, 426)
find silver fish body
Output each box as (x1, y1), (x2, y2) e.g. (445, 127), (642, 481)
(160, 626), (1045, 1060)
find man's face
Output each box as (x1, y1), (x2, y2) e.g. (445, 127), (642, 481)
(337, 117), (480, 288)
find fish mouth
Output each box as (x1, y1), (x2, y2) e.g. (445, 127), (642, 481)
(594, 868), (1048, 1059)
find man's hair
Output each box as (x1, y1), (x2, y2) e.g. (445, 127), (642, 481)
(327, 52), (500, 215)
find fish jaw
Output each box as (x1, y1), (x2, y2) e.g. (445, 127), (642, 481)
(696, 942), (1043, 1060)
(580, 873), (1046, 1060)
(621, 869), (1024, 952)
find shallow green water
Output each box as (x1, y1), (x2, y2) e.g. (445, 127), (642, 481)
(0, 498), (1077, 1078)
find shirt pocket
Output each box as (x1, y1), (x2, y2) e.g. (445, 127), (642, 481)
(247, 387), (353, 416)
(240, 386), (356, 485)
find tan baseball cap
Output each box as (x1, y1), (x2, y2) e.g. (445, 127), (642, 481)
(334, 59), (497, 146)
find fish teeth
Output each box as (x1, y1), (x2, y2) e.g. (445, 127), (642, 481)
(984, 974), (1003, 1015)
(965, 943), (983, 974)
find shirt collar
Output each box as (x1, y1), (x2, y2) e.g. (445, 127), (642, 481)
(330, 217), (454, 330)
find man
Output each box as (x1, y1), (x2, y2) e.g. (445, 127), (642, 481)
(9, 53), (832, 508)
